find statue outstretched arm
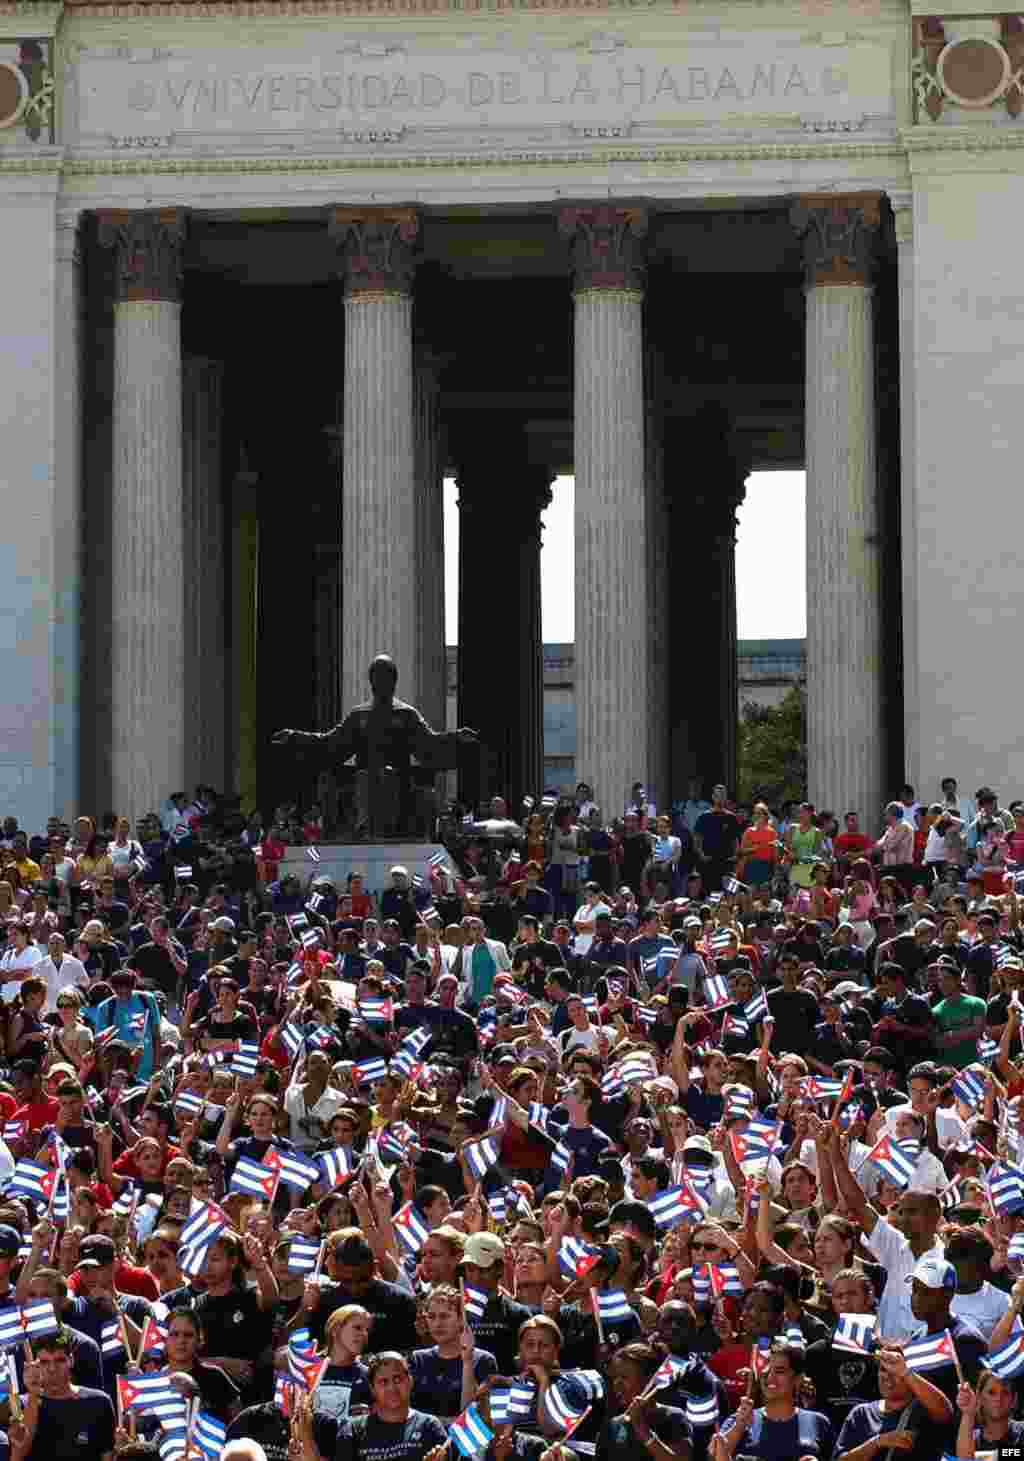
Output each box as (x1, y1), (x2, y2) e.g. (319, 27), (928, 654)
(271, 717), (357, 761)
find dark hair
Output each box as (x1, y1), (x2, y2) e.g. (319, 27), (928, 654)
(366, 1351), (410, 1384)
(610, 1341), (662, 1380)
(30, 1326), (74, 1356)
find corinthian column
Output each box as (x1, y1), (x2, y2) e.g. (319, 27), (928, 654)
(182, 356), (225, 792)
(791, 194), (883, 823)
(331, 208), (419, 716)
(559, 206), (648, 816)
(98, 209), (187, 823)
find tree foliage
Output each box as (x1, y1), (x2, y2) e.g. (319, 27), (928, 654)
(737, 686), (807, 809)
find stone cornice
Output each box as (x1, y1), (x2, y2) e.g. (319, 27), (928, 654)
(58, 137), (909, 176)
(55, 0), (909, 13)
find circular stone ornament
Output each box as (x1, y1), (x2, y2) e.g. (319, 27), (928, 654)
(0, 62), (28, 129)
(937, 36), (1012, 108)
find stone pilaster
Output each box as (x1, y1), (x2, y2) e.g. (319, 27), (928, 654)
(414, 351), (446, 733)
(53, 213), (84, 819)
(792, 194), (883, 822)
(560, 206), (648, 816)
(892, 195), (920, 792)
(182, 356), (225, 793)
(332, 208), (419, 717)
(98, 209), (188, 823)
(453, 421), (552, 809)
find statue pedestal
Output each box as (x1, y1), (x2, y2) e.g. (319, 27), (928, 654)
(280, 842), (448, 898)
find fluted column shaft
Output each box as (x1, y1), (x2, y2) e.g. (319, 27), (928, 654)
(414, 354), (446, 731)
(98, 209), (187, 823)
(561, 207), (648, 816)
(183, 356), (225, 792)
(893, 198), (920, 792)
(333, 209), (419, 717)
(793, 195), (883, 822)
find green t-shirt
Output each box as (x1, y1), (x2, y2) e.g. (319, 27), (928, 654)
(932, 992), (987, 1067)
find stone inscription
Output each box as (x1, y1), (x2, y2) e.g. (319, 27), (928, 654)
(73, 38), (893, 140)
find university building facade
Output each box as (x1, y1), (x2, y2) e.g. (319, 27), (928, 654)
(2, 0), (1020, 828)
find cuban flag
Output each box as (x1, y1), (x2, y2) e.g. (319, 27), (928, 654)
(101, 1318), (127, 1359)
(305, 1025), (340, 1053)
(462, 1283), (488, 1322)
(0, 1301), (59, 1349)
(306, 846), (321, 863)
(704, 973), (732, 1009)
(274, 1376), (297, 1415)
(464, 1136), (500, 1182)
(277, 1022), (305, 1060)
(723, 1085), (754, 1117)
(289, 913), (309, 934)
(7, 1160), (48, 1203)
(692, 1263), (744, 1301)
(288, 1238), (322, 1275)
(358, 998), (394, 1026)
(229, 1156), (278, 1201)
(136, 1315), (169, 1354)
(318, 1147), (351, 1190)
(232, 1041), (261, 1078)
(159, 1435), (187, 1461)
(550, 1141), (572, 1176)
(527, 1102), (551, 1134)
(833, 1313), (878, 1354)
(722, 875), (744, 895)
(988, 1162), (1024, 1214)
(391, 1027), (431, 1077)
(450, 1404), (493, 1458)
(1008, 1233), (1024, 1264)
(979, 1037), (1000, 1065)
(903, 1329), (958, 1372)
(287, 1331), (328, 1391)
(865, 1135), (920, 1189)
(615, 1057), (656, 1087)
(541, 1380), (590, 1437)
(487, 1190), (507, 1223)
(174, 864), (192, 880)
(802, 1075), (844, 1102)
(378, 1124), (416, 1166)
(558, 1237), (602, 1278)
(685, 1394), (720, 1428)
(742, 988), (769, 1023)
(593, 1289), (633, 1322)
(268, 1148), (321, 1193)
(354, 1058), (388, 1087)
(489, 1380), (536, 1424)
(600, 1068), (625, 1098)
(307, 893), (324, 914)
(986, 1331), (1024, 1379)
(174, 1091), (205, 1119)
(192, 1413), (228, 1461)
(634, 1004), (658, 1027)
(117, 1371), (181, 1413)
(300, 929), (321, 950)
(951, 1069), (986, 1109)
(648, 1185), (704, 1232)
(180, 1200), (229, 1251)
(652, 1354), (692, 1388)
(2, 1120), (25, 1145)
(393, 1202), (430, 1256)
(429, 850), (451, 869)
(731, 1128), (772, 1169)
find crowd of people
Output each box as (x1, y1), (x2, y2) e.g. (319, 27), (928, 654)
(0, 776), (1021, 1461)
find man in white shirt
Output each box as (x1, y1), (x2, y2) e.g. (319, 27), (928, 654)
(572, 884), (611, 955)
(832, 1133), (945, 1338)
(946, 1227), (1013, 1341)
(33, 932), (89, 1012)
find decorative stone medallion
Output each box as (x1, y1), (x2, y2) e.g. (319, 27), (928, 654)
(0, 61), (28, 129)
(938, 35), (1011, 106)
(0, 41), (55, 143)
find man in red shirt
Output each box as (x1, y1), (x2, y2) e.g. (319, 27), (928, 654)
(9, 1061), (58, 1133)
(833, 811), (872, 868)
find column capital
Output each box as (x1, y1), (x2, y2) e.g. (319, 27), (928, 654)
(330, 207), (419, 297)
(558, 205), (648, 293)
(790, 193), (882, 288)
(96, 208), (188, 304)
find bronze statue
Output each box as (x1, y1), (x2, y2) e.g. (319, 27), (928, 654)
(273, 654), (477, 840)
